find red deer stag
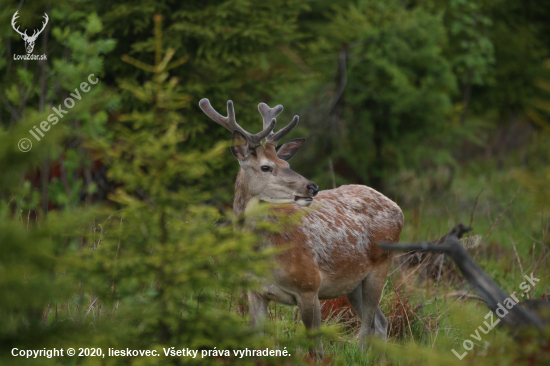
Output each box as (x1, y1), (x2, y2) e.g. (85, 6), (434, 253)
(199, 99), (404, 354)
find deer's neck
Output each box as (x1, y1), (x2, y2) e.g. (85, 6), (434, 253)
(233, 168), (253, 216)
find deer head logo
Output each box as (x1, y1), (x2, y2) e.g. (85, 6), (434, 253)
(11, 11), (49, 54)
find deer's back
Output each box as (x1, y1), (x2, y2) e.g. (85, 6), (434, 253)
(270, 184), (403, 271)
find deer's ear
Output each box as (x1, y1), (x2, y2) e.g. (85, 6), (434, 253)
(275, 138), (305, 161)
(230, 130), (250, 161)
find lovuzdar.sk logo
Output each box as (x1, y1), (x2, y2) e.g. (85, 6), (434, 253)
(11, 10), (48, 61)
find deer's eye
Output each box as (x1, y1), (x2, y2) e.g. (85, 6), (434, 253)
(261, 166), (271, 172)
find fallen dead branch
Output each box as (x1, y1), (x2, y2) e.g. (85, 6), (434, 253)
(392, 223), (473, 285)
(379, 232), (546, 329)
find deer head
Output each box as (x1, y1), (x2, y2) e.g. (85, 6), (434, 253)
(199, 99), (318, 208)
(11, 11), (49, 54)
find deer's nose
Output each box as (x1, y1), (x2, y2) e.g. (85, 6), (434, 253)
(307, 183), (319, 197)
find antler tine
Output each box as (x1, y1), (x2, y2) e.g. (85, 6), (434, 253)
(255, 119), (277, 142)
(199, 98), (241, 132)
(267, 115), (299, 144)
(199, 98), (277, 148)
(258, 102), (299, 145)
(258, 103), (283, 131)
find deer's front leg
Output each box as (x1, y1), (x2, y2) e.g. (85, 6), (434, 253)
(248, 291), (268, 332)
(299, 292), (323, 358)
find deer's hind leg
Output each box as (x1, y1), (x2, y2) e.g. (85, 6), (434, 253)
(357, 259), (392, 350)
(347, 286), (388, 339)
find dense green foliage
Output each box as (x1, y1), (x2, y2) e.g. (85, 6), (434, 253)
(0, 0), (549, 365)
